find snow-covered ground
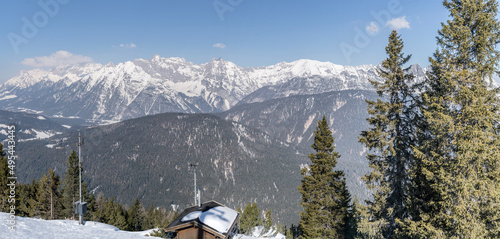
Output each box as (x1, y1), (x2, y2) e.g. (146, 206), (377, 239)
(0, 213), (286, 239)
(235, 227), (286, 239)
(236, 234), (286, 239)
(0, 213), (161, 239)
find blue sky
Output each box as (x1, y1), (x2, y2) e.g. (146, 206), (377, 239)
(0, 0), (448, 84)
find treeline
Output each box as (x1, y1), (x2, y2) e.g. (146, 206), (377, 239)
(294, 1), (500, 238)
(0, 148), (177, 233)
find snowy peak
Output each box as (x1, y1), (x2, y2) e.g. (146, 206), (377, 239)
(288, 59), (343, 76)
(134, 56), (201, 83)
(5, 62), (105, 88)
(5, 56), (377, 89)
(0, 55), (426, 121)
(151, 54), (161, 61)
(271, 59), (374, 78)
(4, 69), (51, 88)
(148, 55), (189, 65)
(203, 57), (244, 79)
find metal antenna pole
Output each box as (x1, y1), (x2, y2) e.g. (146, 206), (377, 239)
(78, 133), (83, 225)
(194, 166), (197, 206)
(189, 163), (198, 206)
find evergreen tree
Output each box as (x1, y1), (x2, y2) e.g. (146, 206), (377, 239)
(289, 224), (301, 239)
(277, 222), (286, 235)
(239, 202), (261, 235)
(261, 209), (273, 236)
(400, 0), (500, 237)
(298, 116), (350, 239)
(104, 197), (117, 225)
(237, 205), (242, 214)
(61, 150), (89, 219)
(355, 199), (384, 239)
(114, 203), (129, 230)
(143, 204), (156, 230)
(128, 198), (144, 231)
(358, 30), (417, 237)
(84, 193), (97, 221)
(286, 228), (293, 239)
(94, 193), (107, 223)
(142, 204), (176, 230)
(342, 192), (356, 239)
(16, 180), (37, 217)
(35, 168), (61, 220)
(164, 209), (178, 228)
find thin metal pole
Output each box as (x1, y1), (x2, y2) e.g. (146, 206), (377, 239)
(78, 133), (83, 225)
(189, 163), (198, 206)
(194, 167), (197, 206)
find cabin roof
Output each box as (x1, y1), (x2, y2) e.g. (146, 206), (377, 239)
(165, 200), (240, 238)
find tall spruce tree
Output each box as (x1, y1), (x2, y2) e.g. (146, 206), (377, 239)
(35, 168), (61, 220)
(144, 204), (156, 230)
(358, 30), (417, 238)
(128, 198), (144, 231)
(262, 209), (274, 236)
(105, 197), (117, 225)
(298, 116), (350, 239)
(355, 197), (385, 239)
(61, 150), (89, 219)
(341, 187), (355, 239)
(16, 180), (37, 217)
(61, 150), (79, 218)
(114, 203), (130, 230)
(93, 193), (107, 223)
(239, 202), (261, 235)
(400, 0), (500, 237)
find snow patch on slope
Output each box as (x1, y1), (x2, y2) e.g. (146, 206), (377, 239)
(236, 226), (286, 239)
(303, 114), (317, 135)
(32, 129), (56, 139)
(0, 94), (17, 101)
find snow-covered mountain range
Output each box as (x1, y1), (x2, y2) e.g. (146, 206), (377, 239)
(0, 55), (426, 122)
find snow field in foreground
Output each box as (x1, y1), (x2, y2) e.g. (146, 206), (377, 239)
(0, 212), (160, 239)
(0, 212), (286, 239)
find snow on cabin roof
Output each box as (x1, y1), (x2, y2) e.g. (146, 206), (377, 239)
(166, 200), (240, 236)
(181, 211), (202, 222)
(199, 206), (239, 234)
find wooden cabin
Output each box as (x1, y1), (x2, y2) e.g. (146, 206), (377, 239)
(165, 201), (240, 239)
